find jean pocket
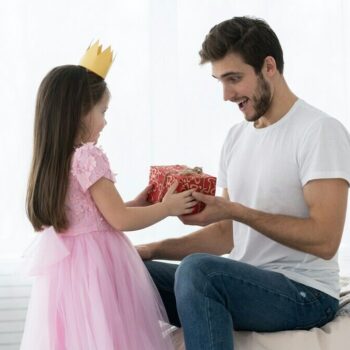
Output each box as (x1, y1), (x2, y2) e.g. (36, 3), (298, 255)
(322, 305), (337, 324)
(293, 288), (338, 330)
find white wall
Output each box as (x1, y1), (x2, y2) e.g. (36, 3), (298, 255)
(0, 0), (349, 274)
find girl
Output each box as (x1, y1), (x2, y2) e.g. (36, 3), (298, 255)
(21, 46), (195, 349)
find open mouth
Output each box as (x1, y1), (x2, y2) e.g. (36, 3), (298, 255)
(238, 98), (249, 110)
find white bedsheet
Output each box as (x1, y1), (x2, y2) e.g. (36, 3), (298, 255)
(171, 315), (350, 350)
(172, 280), (350, 350)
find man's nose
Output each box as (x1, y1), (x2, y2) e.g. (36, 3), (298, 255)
(223, 85), (236, 102)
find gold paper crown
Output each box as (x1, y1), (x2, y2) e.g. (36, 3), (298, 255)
(79, 41), (114, 79)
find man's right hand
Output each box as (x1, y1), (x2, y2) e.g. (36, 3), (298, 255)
(135, 243), (155, 260)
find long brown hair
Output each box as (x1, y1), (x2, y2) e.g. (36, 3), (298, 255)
(26, 65), (107, 231)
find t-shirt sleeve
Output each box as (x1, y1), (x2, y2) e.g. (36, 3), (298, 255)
(71, 143), (116, 192)
(297, 117), (350, 186)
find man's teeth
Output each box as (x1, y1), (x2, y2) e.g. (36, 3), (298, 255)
(238, 98), (248, 108)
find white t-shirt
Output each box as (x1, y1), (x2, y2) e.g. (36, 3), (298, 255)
(218, 99), (350, 298)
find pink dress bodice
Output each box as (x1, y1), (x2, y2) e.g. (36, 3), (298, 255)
(64, 143), (115, 234)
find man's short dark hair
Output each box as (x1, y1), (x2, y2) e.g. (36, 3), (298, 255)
(199, 16), (284, 74)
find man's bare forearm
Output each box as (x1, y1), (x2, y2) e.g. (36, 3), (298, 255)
(231, 203), (342, 260)
(187, 180), (348, 260)
(152, 220), (233, 261)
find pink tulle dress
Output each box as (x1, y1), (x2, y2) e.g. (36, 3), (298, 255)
(20, 143), (174, 350)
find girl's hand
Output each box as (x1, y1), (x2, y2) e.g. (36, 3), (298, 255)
(126, 184), (153, 207)
(162, 181), (197, 216)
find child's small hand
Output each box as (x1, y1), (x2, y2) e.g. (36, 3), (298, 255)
(162, 181), (197, 216)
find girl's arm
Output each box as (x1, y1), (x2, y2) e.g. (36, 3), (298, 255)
(89, 178), (195, 231)
(125, 184), (153, 207)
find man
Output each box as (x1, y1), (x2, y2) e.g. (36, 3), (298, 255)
(137, 16), (350, 350)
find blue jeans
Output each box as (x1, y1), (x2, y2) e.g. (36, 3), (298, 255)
(145, 253), (339, 350)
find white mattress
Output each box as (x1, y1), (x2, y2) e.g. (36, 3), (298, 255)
(171, 315), (350, 350)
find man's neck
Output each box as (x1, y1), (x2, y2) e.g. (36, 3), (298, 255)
(254, 78), (298, 129)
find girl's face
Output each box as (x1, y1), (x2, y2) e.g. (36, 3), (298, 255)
(81, 91), (109, 145)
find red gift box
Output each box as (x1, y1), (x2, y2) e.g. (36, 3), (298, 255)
(147, 165), (216, 214)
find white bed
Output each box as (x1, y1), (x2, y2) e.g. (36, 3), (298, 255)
(171, 315), (350, 350)
(171, 279), (350, 350)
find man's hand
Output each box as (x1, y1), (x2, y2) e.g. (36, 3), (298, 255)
(126, 184), (153, 207)
(135, 243), (156, 260)
(180, 192), (237, 226)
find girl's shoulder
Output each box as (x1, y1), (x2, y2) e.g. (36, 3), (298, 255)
(72, 142), (109, 167)
(71, 143), (113, 191)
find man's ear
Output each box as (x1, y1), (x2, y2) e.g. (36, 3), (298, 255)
(263, 56), (277, 77)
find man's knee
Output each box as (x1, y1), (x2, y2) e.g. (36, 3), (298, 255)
(174, 253), (215, 299)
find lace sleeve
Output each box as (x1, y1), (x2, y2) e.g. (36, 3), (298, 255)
(71, 143), (115, 192)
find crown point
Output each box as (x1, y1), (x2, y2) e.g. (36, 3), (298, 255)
(79, 40), (114, 79)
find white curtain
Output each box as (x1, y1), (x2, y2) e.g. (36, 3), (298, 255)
(0, 0), (349, 275)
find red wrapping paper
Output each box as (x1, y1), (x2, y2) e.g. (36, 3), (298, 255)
(147, 165), (216, 214)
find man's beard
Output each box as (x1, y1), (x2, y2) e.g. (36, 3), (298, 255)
(249, 73), (272, 122)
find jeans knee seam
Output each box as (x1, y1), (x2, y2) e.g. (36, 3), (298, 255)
(205, 286), (214, 350)
(203, 278), (231, 349)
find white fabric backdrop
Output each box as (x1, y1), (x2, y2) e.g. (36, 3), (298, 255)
(0, 0), (349, 275)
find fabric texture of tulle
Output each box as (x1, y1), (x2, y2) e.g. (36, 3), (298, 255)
(20, 144), (175, 350)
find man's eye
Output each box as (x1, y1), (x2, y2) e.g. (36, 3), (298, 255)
(229, 77), (240, 83)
